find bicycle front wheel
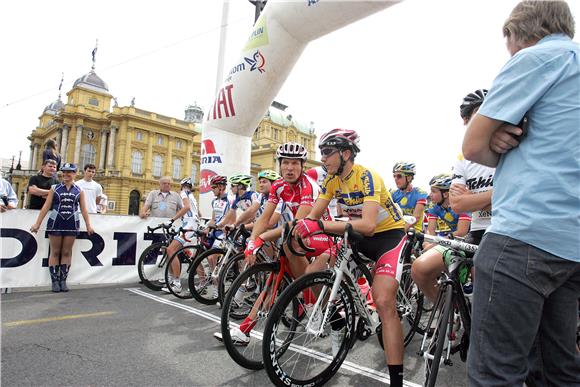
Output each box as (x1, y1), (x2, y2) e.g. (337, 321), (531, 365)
(137, 242), (168, 291)
(188, 248), (225, 305)
(424, 284), (453, 387)
(217, 252), (246, 305)
(262, 270), (356, 387)
(163, 245), (203, 299)
(399, 263), (424, 346)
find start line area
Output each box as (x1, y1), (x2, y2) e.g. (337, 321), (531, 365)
(1, 284), (467, 386)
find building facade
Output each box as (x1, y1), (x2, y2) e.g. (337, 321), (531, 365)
(10, 70), (319, 215)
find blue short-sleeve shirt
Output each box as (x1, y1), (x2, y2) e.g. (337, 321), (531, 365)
(478, 34), (580, 261)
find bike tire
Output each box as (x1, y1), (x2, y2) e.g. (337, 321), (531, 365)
(163, 245), (203, 299)
(262, 270), (356, 387)
(400, 263), (424, 346)
(137, 242), (168, 291)
(220, 262), (296, 370)
(217, 252), (246, 305)
(424, 285), (453, 387)
(188, 248), (226, 305)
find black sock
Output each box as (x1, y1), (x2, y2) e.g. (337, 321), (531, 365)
(388, 364), (403, 387)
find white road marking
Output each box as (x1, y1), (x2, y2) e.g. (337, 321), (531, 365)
(126, 287), (421, 387)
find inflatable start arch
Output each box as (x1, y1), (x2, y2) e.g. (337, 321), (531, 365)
(199, 0), (400, 215)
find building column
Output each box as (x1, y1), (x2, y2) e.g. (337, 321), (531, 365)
(28, 144), (34, 170)
(107, 125), (117, 169)
(145, 131), (153, 179)
(31, 144), (39, 170)
(185, 139), (193, 181)
(61, 125), (70, 162)
(73, 125), (83, 165)
(56, 129), (62, 153)
(99, 128), (109, 170)
(165, 136), (173, 177)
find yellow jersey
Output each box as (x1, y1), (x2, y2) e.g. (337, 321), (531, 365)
(320, 164), (405, 233)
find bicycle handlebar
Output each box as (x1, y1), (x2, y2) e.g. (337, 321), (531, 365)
(412, 231), (478, 254)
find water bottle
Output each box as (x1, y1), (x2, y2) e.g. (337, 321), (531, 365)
(357, 277), (375, 310)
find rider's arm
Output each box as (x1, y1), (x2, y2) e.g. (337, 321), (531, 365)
(250, 201), (277, 240)
(267, 211), (281, 229)
(422, 217), (438, 250)
(170, 196), (191, 222)
(453, 218), (471, 238)
(306, 197), (330, 220)
(234, 201), (260, 227)
(450, 183), (493, 214)
(408, 203), (426, 232)
(258, 225), (283, 242)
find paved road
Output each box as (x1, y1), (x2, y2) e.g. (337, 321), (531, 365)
(1, 285), (467, 386)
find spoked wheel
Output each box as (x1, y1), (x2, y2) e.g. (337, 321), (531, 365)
(262, 270), (356, 387)
(163, 245), (203, 299)
(220, 262), (296, 370)
(398, 263), (424, 346)
(187, 248), (225, 305)
(137, 242), (168, 291)
(424, 285), (452, 387)
(217, 252), (246, 306)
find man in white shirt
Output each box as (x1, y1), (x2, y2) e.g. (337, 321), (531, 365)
(75, 163), (103, 214)
(0, 173), (18, 212)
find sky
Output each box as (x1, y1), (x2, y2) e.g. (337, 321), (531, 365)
(1, 0), (579, 189)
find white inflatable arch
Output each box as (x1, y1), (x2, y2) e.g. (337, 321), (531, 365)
(199, 0), (400, 214)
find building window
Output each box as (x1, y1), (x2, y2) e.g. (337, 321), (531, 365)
(175, 139), (182, 150)
(89, 97), (99, 106)
(80, 144), (97, 167)
(172, 158), (182, 180)
(273, 128), (280, 141)
(157, 135), (164, 145)
(153, 154), (163, 177)
(128, 190), (140, 216)
(191, 164), (197, 183)
(132, 151), (143, 174)
(136, 131), (143, 141)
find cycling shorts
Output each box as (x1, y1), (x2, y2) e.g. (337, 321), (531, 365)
(359, 229), (406, 281)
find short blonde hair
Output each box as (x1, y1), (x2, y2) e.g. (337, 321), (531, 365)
(503, 1), (575, 45)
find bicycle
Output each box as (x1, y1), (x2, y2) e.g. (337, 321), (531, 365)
(261, 224), (410, 387)
(187, 225), (249, 305)
(414, 231), (477, 387)
(162, 226), (211, 299)
(137, 222), (177, 291)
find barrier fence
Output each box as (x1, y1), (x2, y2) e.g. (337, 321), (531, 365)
(1, 209), (168, 288)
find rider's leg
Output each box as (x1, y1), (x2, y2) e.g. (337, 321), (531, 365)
(411, 247), (445, 302)
(166, 239), (183, 279)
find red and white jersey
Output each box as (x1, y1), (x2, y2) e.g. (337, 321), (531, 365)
(306, 167), (339, 218)
(268, 173), (332, 220)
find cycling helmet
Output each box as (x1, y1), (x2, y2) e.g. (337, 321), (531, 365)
(460, 89), (488, 120)
(393, 161), (416, 175)
(180, 177), (193, 187)
(229, 174), (253, 188)
(257, 169), (281, 182)
(318, 128), (360, 154)
(276, 142), (308, 161)
(429, 174), (453, 190)
(210, 175), (227, 186)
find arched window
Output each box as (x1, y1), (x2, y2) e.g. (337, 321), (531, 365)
(172, 158), (182, 180)
(152, 154), (163, 177)
(128, 190), (140, 215)
(131, 151), (143, 174)
(80, 143), (97, 167)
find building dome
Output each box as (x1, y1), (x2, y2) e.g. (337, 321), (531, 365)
(43, 98), (65, 115)
(73, 70), (109, 93)
(184, 103), (204, 124)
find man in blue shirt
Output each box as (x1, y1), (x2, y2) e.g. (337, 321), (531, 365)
(462, 2), (580, 385)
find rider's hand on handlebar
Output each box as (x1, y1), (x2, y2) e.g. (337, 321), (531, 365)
(163, 219), (174, 228)
(244, 237), (264, 266)
(293, 218), (324, 239)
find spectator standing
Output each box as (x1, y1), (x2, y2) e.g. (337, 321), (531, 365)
(27, 159), (58, 209)
(42, 139), (61, 171)
(0, 173), (18, 212)
(75, 164), (103, 214)
(462, 2), (580, 385)
(30, 163), (94, 293)
(139, 176), (182, 219)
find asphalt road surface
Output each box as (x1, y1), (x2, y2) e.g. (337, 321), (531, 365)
(1, 284), (467, 386)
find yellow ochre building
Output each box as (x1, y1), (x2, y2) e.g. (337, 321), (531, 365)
(11, 65), (320, 215)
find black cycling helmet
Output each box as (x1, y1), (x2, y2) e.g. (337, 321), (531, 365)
(460, 89), (488, 120)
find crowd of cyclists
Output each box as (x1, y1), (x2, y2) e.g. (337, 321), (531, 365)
(135, 87), (527, 387)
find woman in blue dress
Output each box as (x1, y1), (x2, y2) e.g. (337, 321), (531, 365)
(30, 163), (94, 292)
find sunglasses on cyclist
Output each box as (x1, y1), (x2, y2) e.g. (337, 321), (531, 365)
(210, 185), (218, 189)
(393, 174), (406, 179)
(320, 147), (339, 157)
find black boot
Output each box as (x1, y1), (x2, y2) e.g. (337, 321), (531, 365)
(59, 264), (69, 292)
(49, 266), (61, 292)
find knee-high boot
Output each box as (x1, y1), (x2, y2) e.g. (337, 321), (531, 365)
(49, 266), (61, 292)
(59, 264), (69, 292)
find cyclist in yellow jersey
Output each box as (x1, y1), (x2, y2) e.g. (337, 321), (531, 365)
(294, 128), (406, 387)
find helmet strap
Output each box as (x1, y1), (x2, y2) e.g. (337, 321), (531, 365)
(335, 150), (347, 176)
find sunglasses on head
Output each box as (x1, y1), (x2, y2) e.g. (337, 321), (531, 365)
(320, 147), (339, 157)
